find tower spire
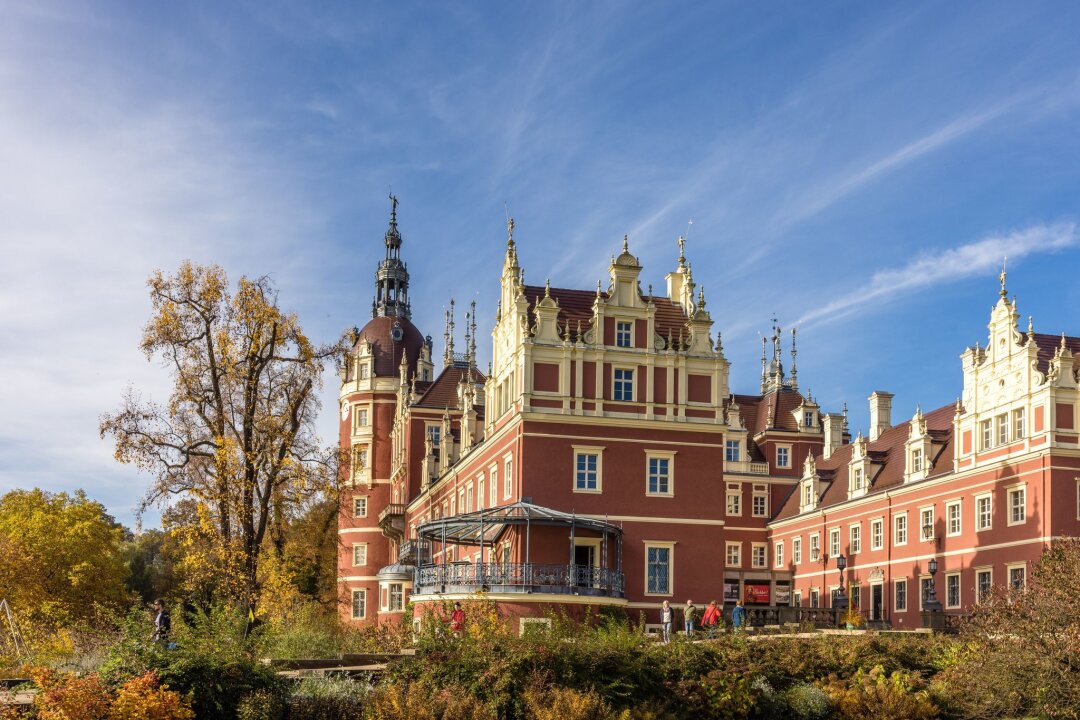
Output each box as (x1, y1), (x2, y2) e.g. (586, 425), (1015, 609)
(790, 327), (798, 391)
(999, 256), (1008, 299)
(760, 336), (767, 394)
(469, 300), (477, 367)
(443, 299), (456, 368)
(373, 194), (411, 319)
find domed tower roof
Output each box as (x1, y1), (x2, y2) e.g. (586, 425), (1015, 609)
(353, 315), (425, 377)
(372, 194), (412, 321)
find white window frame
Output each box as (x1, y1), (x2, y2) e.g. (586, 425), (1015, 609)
(1007, 484), (1026, 525)
(387, 582), (404, 612)
(976, 567), (993, 601)
(793, 537), (802, 564)
(352, 543), (368, 567)
(426, 423), (442, 449)
(809, 533), (820, 562)
(477, 475), (486, 510)
(725, 440), (740, 462)
(976, 493), (992, 531)
(996, 413), (1010, 446)
(615, 320), (632, 348)
(572, 445), (604, 493)
(1014, 407), (1026, 440)
(725, 541), (742, 568)
(850, 524), (862, 554)
(804, 410), (814, 428)
(893, 513), (908, 546)
(870, 518), (884, 550)
(829, 528), (840, 558)
(353, 496), (368, 518)
(945, 572), (961, 609)
(359, 362), (370, 380)
(646, 450), (675, 497)
(751, 542), (767, 569)
(503, 455), (513, 499)
(774, 541), (784, 567)
(918, 575), (933, 611)
(946, 500), (962, 537)
(1006, 562), (1026, 589)
(353, 405), (369, 432)
(726, 482), (742, 515)
(894, 578), (907, 612)
(911, 447), (923, 473)
(776, 444), (791, 469)
(351, 589), (366, 619)
(613, 367), (634, 402)
(981, 419), (993, 450)
(644, 541), (675, 596)
(920, 506), (935, 541)
(752, 484), (768, 517)
(489, 463), (498, 506)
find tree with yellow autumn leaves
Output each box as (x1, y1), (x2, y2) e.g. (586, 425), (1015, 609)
(100, 262), (346, 628)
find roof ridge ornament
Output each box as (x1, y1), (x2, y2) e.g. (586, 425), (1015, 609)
(999, 256), (1008, 298)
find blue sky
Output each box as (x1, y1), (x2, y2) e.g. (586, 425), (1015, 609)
(2, 1), (1080, 528)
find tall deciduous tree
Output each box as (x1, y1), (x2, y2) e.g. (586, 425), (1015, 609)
(101, 262), (344, 622)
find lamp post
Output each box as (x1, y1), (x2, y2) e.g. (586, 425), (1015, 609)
(833, 553), (848, 612)
(921, 521), (944, 627)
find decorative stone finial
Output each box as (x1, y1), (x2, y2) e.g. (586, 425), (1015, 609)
(999, 256), (1008, 298)
(1028, 315), (1034, 341)
(544, 279), (551, 298)
(622, 234), (629, 253)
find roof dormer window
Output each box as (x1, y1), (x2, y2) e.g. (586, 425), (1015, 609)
(616, 320), (632, 348)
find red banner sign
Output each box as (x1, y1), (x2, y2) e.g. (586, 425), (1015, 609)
(744, 584), (770, 604)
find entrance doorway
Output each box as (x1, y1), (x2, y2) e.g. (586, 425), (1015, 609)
(870, 583), (883, 622)
(573, 542), (598, 587)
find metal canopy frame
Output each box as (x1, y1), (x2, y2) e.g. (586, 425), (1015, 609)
(415, 501), (623, 576)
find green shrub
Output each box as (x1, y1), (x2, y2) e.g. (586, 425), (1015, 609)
(236, 689), (286, 720)
(785, 683), (832, 720)
(154, 655), (284, 720)
(287, 675), (367, 720)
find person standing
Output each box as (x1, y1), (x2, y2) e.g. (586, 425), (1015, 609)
(660, 600), (673, 644)
(732, 599), (747, 631)
(151, 599), (171, 644)
(683, 599), (699, 638)
(450, 602), (465, 633)
(702, 600), (722, 639)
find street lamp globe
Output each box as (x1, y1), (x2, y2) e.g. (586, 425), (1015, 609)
(928, 557), (938, 575)
(836, 554), (847, 571)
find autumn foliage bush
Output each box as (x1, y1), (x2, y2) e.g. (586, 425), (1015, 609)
(22, 666), (193, 720)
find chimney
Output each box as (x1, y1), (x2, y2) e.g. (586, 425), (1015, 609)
(822, 413), (844, 459)
(868, 391), (894, 441)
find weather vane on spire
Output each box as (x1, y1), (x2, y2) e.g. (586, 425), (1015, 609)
(999, 256), (1007, 298)
(389, 192), (398, 222)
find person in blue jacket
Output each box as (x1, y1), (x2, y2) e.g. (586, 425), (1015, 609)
(732, 599), (748, 630)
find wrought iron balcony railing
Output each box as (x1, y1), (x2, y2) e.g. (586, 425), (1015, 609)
(413, 562), (624, 598)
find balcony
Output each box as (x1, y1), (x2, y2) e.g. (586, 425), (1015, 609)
(413, 562), (624, 598)
(725, 460), (770, 475)
(378, 503), (406, 539)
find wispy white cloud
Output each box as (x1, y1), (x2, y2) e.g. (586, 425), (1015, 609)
(795, 222), (1079, 328)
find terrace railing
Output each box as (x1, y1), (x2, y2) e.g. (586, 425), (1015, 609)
(414, 562), (624, 598)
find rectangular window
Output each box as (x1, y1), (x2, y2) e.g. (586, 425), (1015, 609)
(648, 456), (672, 496)
(810, 589), (819, 608)
(388, 583), (404, 612)
(802, 484), (813, 508)
(793, 590), (802, 607)
(353, 497), (368, 518)
(976, 569), (992, 600)
(997, 413), (1009, 446)
(477, 477), (485, 510)
(895, 579), (907, 612)
(981, 419), (993, 450)
(646, 545), (672, 594)
(894, 514), (908, 546)
(776, 446), (790, 468)
(829, 528), (840, 558)
(1014, 408), (1026, 440)
(850, 525), (861, 554)
(920, 578), (933, 610)
(804, 411), (814, 427)
(1008, 486), (1026, 524)
(809, 533), (820, 562)
(726, 542), (741, 567)
(359, 363), (370, 380)
(871, 519), (884, 550)
(752, 492), (768, 517)
(613, 368), (634, 401)
(351, 589), (366, 619)
(725, 440), (740, 462)
(775, 541), (784, 567)
(575, 452), (599, 492)
(616, 321), (632, 348)
(850, 585), (861, 612)
(976, 494), (992, 530)
(911, 448), (923, 473)
(353, 407), (368, 431)
(504, 458), (513, 499)
(427, 425), (441, 448)
(1008, 565), (1026, 589)
(352, 543), (367, 567)
(946, 573), (961, 608)
(920, 507), (935, 541)
(726, 488), (741, 515)
(947, 501), (961, 536)
(489, 465), (498, 506)
(853, 468), (863, 490)
(793, 538), (802, 564)
(751, 544), (767, 568)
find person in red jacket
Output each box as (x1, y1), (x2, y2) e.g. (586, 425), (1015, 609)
(450, 602), (465, 633)
(702, 600), (722, 639)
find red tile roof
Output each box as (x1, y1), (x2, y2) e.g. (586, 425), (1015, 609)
(350, 315), (426, 378)
(415, 364), (487, 415)
(1031, 332), (1080, 375)
(772, 402), (955, 522)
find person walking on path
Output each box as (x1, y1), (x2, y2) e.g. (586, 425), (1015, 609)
(702, 600), (722, 639)
(683, 599), (699, 638)
(660, 600), (673, 644)
(732, 599), (748, 631)
(450, 602), (466, 633)
(151, 599), (171, 644)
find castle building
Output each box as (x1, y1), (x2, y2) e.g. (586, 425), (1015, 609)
(339, 203), (1080, 630)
